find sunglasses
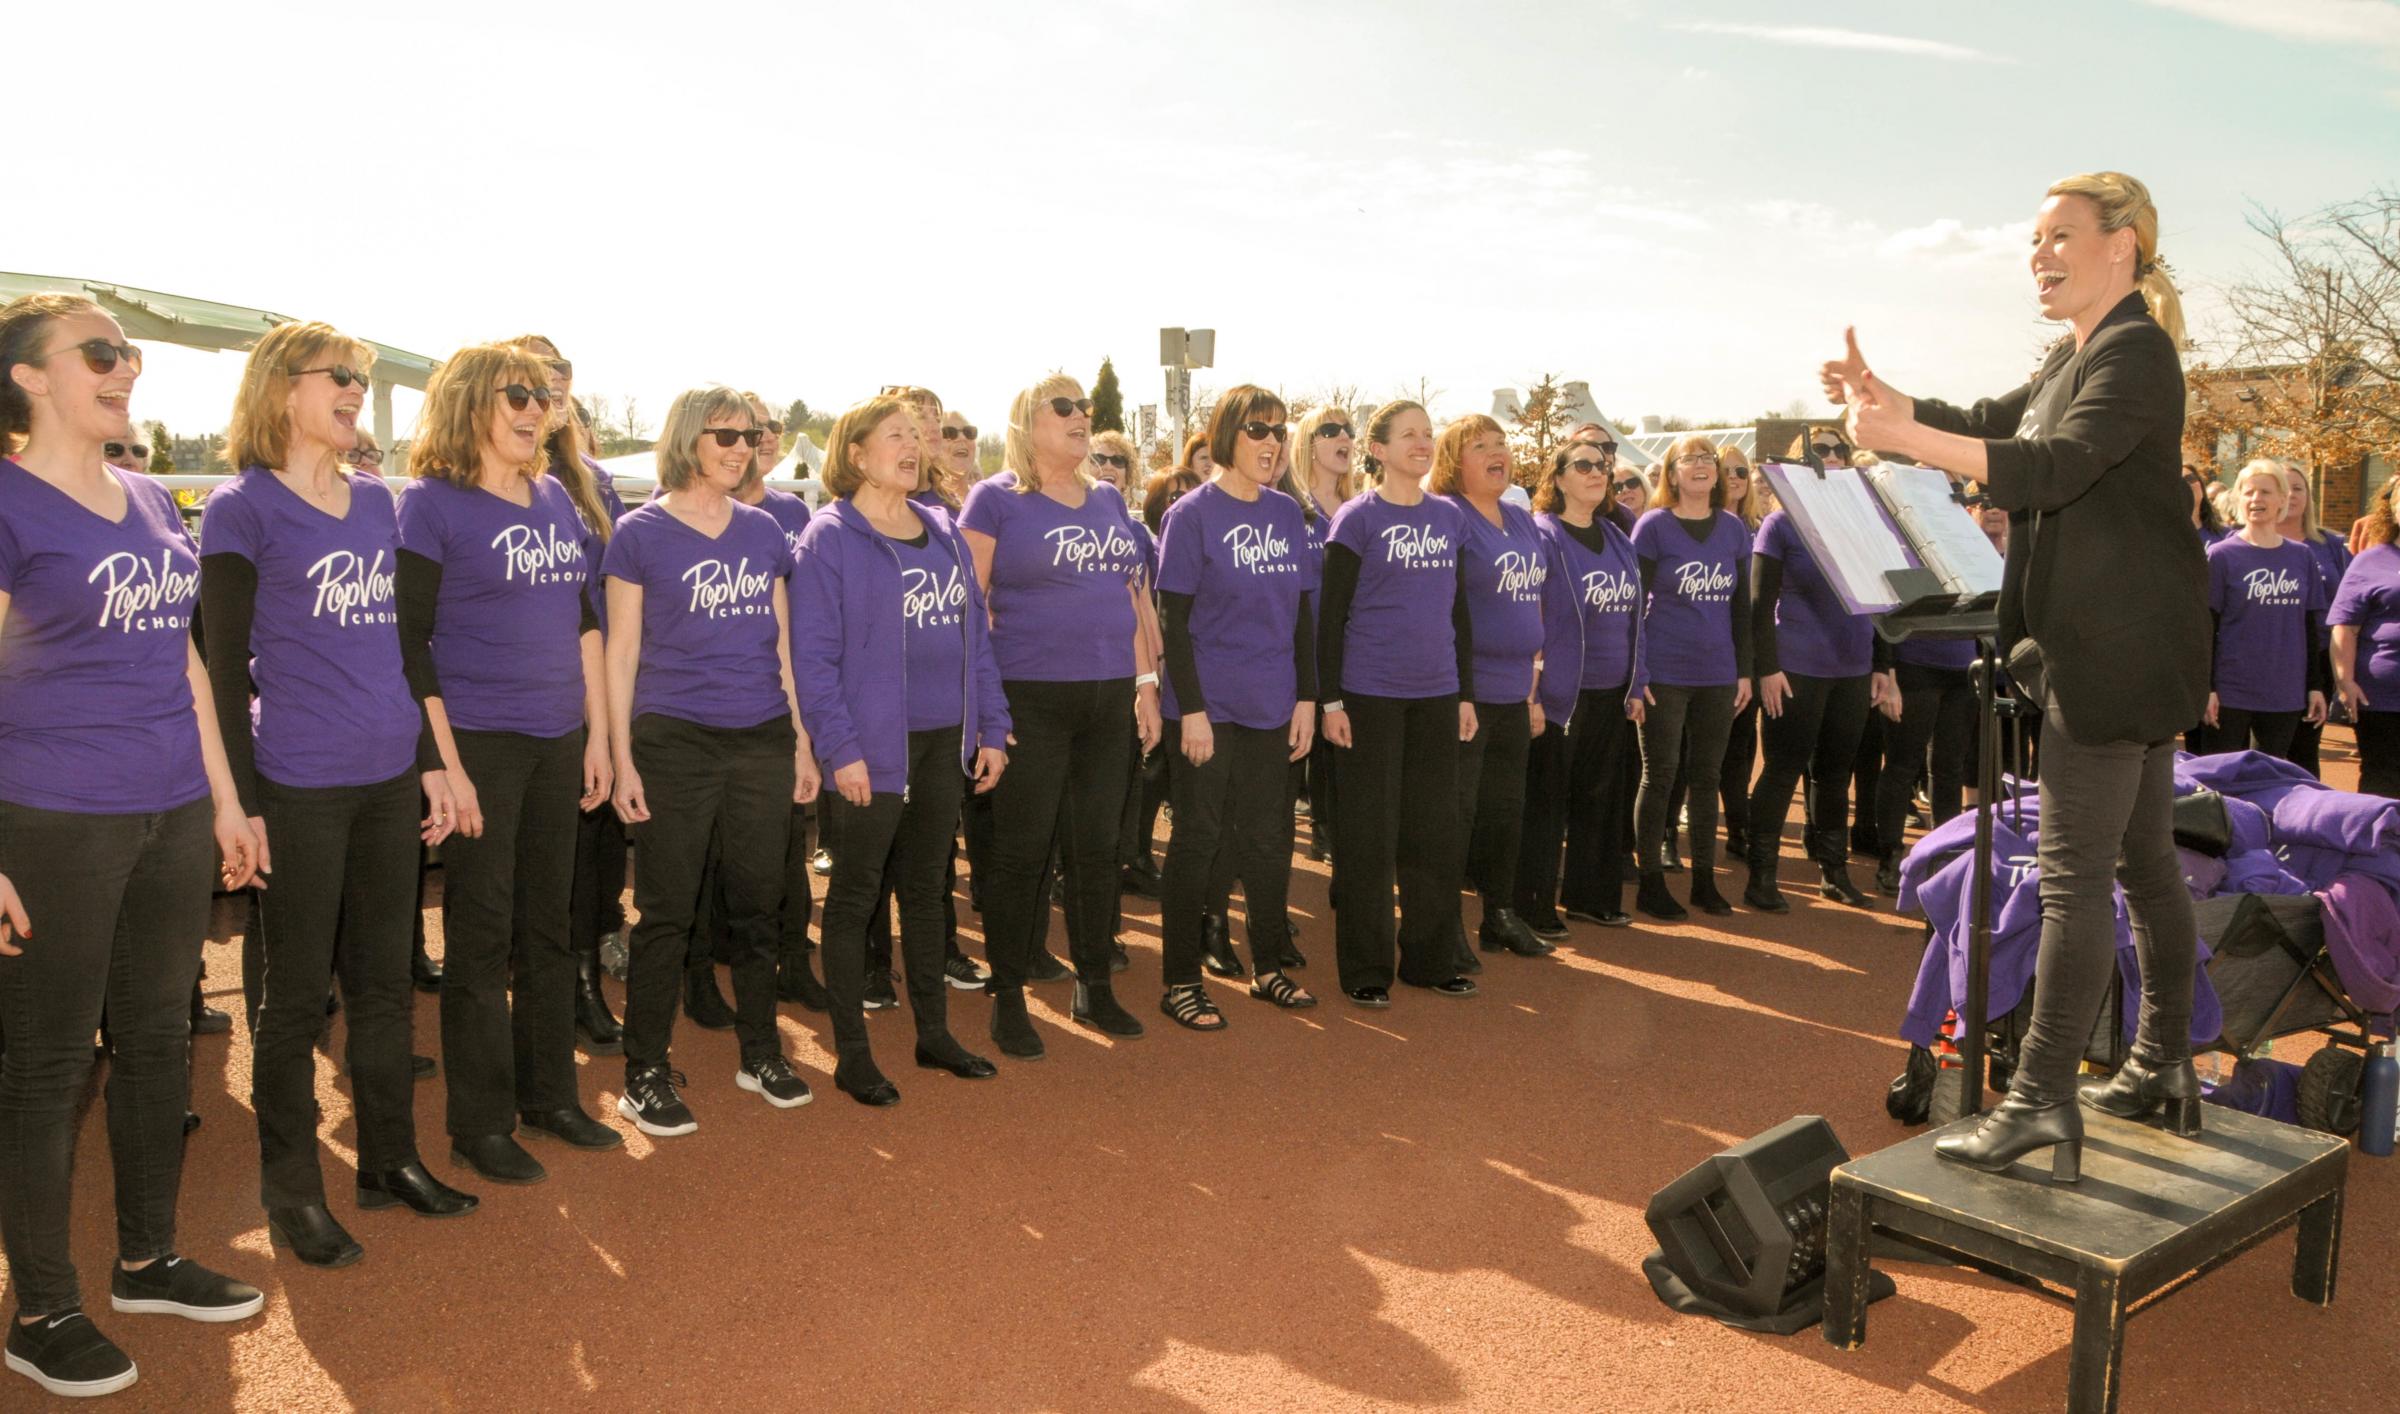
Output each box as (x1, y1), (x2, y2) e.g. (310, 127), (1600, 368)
(498, 384), (555, 412)
(1315, 424), (1353, 440)
(102, 440), (151, 463)
(1047, 396), (1093, 418)
(547, 358), (573, 379)
(37, 338), (144, 376)
(1242, 421), (1289, 443)
(1726, 466), (1751, 480)
(1091, 453), (1131, 471)
(1578, 440), (1618, 456)
(343, 446), (387, 468)
(1810, 443), (1848, 459)
(700, 427), (765, 448)
(942, 424), (979, 441)
(291, 364), (370, 389)
(1614, 477), (1645, 494)
(1564, 457), (1610, 475)
(761, 419), (784, 435)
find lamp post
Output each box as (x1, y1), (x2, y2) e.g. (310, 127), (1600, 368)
(1159, 326), (1214, 456)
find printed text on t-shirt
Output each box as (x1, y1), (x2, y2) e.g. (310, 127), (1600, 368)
(89, 550), (197, 634)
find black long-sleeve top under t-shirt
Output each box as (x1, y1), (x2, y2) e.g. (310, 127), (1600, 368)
(1636, 514), (1753, 682)
(1315, 543), (1476, 704)
(1158, 591), (1319, 722)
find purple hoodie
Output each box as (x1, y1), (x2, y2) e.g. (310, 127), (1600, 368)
(789, 499), (1011, 796)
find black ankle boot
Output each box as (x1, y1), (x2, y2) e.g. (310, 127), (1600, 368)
(1818, 861), (1870, 908)
(1199, 913), (1245, 979)
(1688, 871), (1734, 917)
(1072, 980), (1145, 1038)
(574, 954), (623, 1055)
(1933, 1091), (2084, 1182)
(683, 964), (735, 1030)
(777, 949), (830, 1011)
(1875, 853), (1904, 897)
(1635, 871), (1687, 921)
(2079, 1051), (2204, 1136)
(1742, 857), (1789, 914)
(989, 987), (1044, 1060)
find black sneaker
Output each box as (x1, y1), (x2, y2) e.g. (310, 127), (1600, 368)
(108, 1255), (264, 1323)
(943, 954), (990, 991)
(6, 1310), (137, 1398)
(862, 971), (898, 1010)
(618, 1065), (697, 1137)
(735, 1054), (814, 1109)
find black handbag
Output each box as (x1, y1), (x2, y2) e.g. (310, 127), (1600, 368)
(2171, 787), (2233, 856)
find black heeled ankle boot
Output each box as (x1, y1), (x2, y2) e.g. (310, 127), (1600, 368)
(1875, 852), (1904, 897)
(574, 953), (623, 1055)
(1072, 980), (1145, 1038)
(988, 987), (1044, 1060)
(1742, 855), (1788, 914)
(1818, 861), (1870, 908)
(1635, 871), (1687, 921)
(1933, 1090), (2084, 1182)
(2079, 1051), (2204, 1136)
(1199, 914), (1245, 979)
(1687, 870), (1734, 917)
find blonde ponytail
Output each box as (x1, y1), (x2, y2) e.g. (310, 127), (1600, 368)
(2048, 170), (2185, 348)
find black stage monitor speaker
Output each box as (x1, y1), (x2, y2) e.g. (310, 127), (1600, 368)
(1645, 1115), (1849, 1320)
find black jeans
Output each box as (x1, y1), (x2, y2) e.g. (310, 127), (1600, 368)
(692, 800), (816, 970)
(440, 728), (585, 1137)
(1749, 672), (1872, 870)
(2356, 710), (2400, 798)
(1457, 701), (1532, 912)
(821, 727), (967, 1066)
(1876, 664), (1976, 855)
(981, 678), (1133, 990)
(1636, 684), (1737, 874)
(1670, 697), (1756, 849)
(623, 714), (795, 1070)
(0, 798), (212, 1316)
(2195, 706), (2303, 763)
(1331, 693), (1462, 992)
(1516, 687), (1632, 918)
(570, 803), (630, 955)
(2013, 690), (2195, 1095)
(253, 771), (422, 1207)
(1162, 722), (1293, 986)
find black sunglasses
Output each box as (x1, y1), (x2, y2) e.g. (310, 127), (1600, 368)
(1810, 442), (1848, 459)
(1614, 477), (1644, 494)
(497, 384), (555, 412)
(343, 446), (386, 468)
(37, 338), (143, 376)
(547, 358), (573, 379)
(700, 427), (765, 448)
(1564, 457), (1610, 475)
(1578, 440), (1618, 456)
(1241, 421), (1288, 443)
(1726, 466), (1751, 480)
(1315, 424), (1353, 440)
(291, 364), (369, 390)
(1091, 453), (1130, 470)
(1047, 397), (1093, 418)
(102, 440), (151, 463)
(942, 424), (979, 441)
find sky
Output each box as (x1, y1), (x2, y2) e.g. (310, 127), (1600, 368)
(11, 0), (2400, 450)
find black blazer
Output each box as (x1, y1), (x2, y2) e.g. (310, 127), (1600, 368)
(1907, 294), (2209, 745)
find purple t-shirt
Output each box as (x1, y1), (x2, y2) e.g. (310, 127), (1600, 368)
(1755, 510), (1873, 679)
(1540, 514), (1640, 692)
(1630, 508), (1748, 688)
(959, 479), (1142, 682)
(2331, 545), (2400, 705)
(0, 462), (206, 813)
(397, 475), (592, 737)
(756, 488), (812, 568)
(1326, 492), (1464, 699)
(1155, 483), (1319, 729)
(893, 526), (968, 731)
(1439, 496), (1546, 704)
(201, 469), (418, 789)
(2209, 535), (2326, 712)
(603, 501), (793, 729)
(2305, 530), (2351, 599)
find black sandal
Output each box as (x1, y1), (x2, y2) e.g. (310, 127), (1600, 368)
(1249, 970), (1317, 1009)
(1160, 983), (1227, 1032)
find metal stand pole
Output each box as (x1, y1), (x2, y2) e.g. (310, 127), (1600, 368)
(1956, 643), (2003, 1119)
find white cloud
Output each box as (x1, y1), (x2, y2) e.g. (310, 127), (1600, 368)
(2135, 0), (2400, 48)
(1877, 218), (2032, 264)
(1667, 20), (2007, 62)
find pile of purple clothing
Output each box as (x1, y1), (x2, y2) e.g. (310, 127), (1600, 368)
(1894, 751), (2400, 1063)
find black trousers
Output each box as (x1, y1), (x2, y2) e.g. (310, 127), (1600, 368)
(2354, 710), (2400, 797)
(440, 728), (584, 1138)
(253, 771), (422, 1207)
(570, 804), (630, 954)
(1457, 701), (1533, 912)
(693, 801), (816, 970)
(982, 678), (1134, 990)
(1670, 697), (1756, 849)
(0, 798), (211, 1316)
(1851, 711), (1886, 847)
(1331, 693), (1462, 992)
(1749, 672), (1872, 870)
(1516, 686), (1632, 918)
(1636, 684), (1738, 873)
(623, 714), (795, 1070)
(1876, 664), (1976, 855)
(1307, 734), (1338, 858)
(820, 727), (967, 1066)
(1162, 722), (1293, 986)
(2194, 706), (2303, 763)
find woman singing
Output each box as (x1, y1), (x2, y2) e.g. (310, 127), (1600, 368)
(1831, 170), (2210, 1180)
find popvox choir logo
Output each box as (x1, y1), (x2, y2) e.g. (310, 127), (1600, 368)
(1045, 523), (1141, 574)
(305, 548), (397, 627)
(903, 563), (967, 629)
(1379, 522), (1453, 569)
(1492, 549), (1544, 601)
(88, 549), (197, 634)
(1672, 559), (1735, 603)
(1223, 521), (1299, 573)
(683, 558), (775, 619)
(2242, 565), (2305, 608)
(1582, 567), (1637, 612)
(490, 523), (586, 586)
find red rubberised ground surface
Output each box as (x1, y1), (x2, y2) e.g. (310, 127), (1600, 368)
(11, 733), (2396, 1411)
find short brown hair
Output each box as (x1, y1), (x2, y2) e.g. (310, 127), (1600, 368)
(1649, 433), (1727, 513)
(1206, 384), (1288, 475)
(823, 395), (914, 500)
(409, 341), (557, 487)
(653, 386), (757, 493)
(1428, 414), (1506, 497)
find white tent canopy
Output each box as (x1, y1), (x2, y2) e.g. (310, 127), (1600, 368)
(1488, 381), (1651, 468)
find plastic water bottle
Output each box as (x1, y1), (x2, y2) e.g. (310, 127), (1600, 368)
(2362, 1042), (2399, 1158)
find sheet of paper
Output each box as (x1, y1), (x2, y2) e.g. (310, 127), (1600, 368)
(1871, 464), (2004, 595)
(1769, 465), (1914, 611)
